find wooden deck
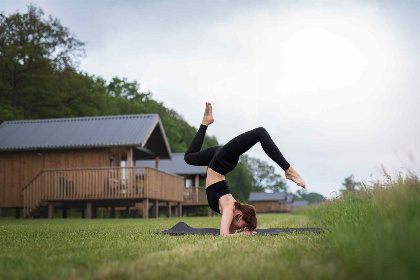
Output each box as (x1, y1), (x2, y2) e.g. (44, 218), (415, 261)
(183, 186), (208, 206)
(23, 166), (185, 217)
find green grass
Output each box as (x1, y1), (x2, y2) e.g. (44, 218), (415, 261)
(310, 173), (420, 280)
(1, 173), (419, 280)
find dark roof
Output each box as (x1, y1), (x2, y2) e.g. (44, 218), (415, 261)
(0, 114), (172, 159)
(137, 153), (207, 175)
(291, 200), (309, 207)
(248, 192), (287, 202)
(286, 194), (294, 204)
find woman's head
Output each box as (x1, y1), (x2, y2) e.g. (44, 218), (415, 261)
(233, 200), (258, 231)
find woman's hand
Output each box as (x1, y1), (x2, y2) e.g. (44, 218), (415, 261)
(238, 230), (257, 236)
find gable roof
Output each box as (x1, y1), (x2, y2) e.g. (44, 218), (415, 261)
(0, 114), (172, 159)
(248, 192), (287, 202)
(137, 153), (207, 175)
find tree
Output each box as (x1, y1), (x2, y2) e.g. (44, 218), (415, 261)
(240, 155), (288, 192)
(342, 174), (361, 191)
(295, 189), (324, 204)
(0, 4), (85, 122)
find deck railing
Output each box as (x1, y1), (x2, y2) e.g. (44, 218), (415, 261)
(23, 167), (184, 217)
(184, 186), (207, 204)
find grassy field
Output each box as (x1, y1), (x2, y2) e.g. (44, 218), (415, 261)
(1, 173), (419, 280)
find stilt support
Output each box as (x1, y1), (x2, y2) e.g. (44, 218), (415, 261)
(142, 199), (149, 219)
(152, 200), (159, 218)
(177, 202), (182, 217)
(86, 201), (92, 219)
(48, 202), (54, 219)
(166, 202), (171, 218)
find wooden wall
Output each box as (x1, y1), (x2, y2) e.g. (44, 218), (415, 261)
(251, 201), (285, 213)
(0, 147), (131, 208)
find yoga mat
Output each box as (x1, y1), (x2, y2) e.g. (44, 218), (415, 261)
(158, 222), (322, 236)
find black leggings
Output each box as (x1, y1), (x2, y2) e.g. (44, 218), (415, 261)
(184, 124), (291, 175)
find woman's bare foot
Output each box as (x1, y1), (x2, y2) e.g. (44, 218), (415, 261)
(285, 166), (306, 188)
(202, 102), (214, 126)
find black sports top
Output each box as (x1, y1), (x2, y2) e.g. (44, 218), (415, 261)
(205, 180), (231, 214)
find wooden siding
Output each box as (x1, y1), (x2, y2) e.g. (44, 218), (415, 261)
(0, 147), (130, 208)
(251, 201), (282, 213)
(251, 201), (291, 213)
(143, 168), (184, 201)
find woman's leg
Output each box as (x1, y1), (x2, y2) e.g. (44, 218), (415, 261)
(184, 124), (221, 166)
(218, 127), (291, 171)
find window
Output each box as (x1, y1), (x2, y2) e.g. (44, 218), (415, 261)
(121, 156), (127, 180)
(185, 179), (192, 188)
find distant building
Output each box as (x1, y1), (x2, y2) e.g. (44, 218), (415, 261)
(284, 194), (294, 212)
(291, 200), (309, 208)
(248, 192), (292, 213)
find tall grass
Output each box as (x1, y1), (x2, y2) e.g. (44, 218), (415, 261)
(311, 172), (420, 279)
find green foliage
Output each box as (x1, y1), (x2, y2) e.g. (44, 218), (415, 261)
(341, 174), (361, 191)
(0, 4), (218, 153)
(240, 154), (287, 192)
(0, 4), (86, 120)
(295, 189), (324, 204)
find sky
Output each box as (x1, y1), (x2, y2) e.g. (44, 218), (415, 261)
(2, 0), (420, 197)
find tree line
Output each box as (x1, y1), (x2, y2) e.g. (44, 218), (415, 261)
(0, 4), (324, 205)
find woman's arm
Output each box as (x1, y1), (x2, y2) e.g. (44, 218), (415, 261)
(220, 204), (235, 236)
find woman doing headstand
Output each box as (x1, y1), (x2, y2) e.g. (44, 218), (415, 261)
(184, 102), (305, 236)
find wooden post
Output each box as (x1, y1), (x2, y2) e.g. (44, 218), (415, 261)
(208, 207), (212, 217)
(166, 202), (171, 218)
(86, 201), (92, 219)
(127, 148), (133, 167)
(152, 199), (159, 218)
(110, 206), (115, 218)
(177, 202), (182, 217)
(155, 157), (160, 169)
(48, 202), (54, 219)
(62, 207), (68, 219)
(142, 199), (149, 219)
(195, 175), (199, 202)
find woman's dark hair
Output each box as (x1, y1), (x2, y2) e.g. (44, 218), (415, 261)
(234, 200), (258, 231)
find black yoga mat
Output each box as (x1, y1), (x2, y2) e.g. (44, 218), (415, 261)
(158, 222), (322, 236)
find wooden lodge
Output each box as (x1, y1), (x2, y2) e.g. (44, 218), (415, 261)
(248, 192), (294, 213)
(0, 114), (188, 219)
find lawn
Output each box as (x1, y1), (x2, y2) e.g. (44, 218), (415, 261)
(1, 173), (419, 280)
(1, 214), (329, 280)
